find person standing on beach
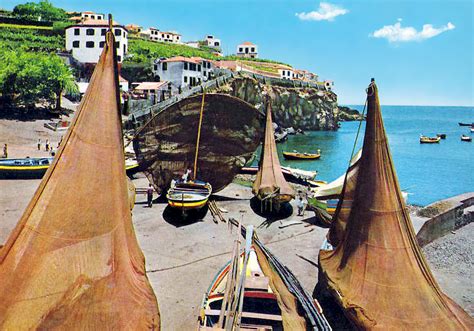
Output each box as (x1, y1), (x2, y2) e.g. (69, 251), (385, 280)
(45, 139), (50, 152)
(3, 144), (7, 158)
(37, 139), (41, 151)
(147, 184), (154, 208)
(296, 191), (305, 216)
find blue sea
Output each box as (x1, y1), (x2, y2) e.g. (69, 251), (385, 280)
(260, 106), (474, 206)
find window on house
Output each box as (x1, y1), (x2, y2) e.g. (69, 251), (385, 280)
(123, 44), (126, 53)
(74, 28), (80, 35)
(215, 42), (220, 46)
(177, 36), (180, 40)
(91, 15), (95, 19)
(114, 29), (121, 36)
(239, 47), (243, 52)
(163, 62), (167, 70)
(198, 65), (201, 71)
(115, 42), (120, 49)
(245, 47), (249, 54)
(101, 28), (106, 36)
(117, 55), (121, 62)
(184, 62), (188, 70)
(123, 31), (126, 37)
(207, 62), (211, 69)
(99, 41), (105, 48)
(86, 28), (94, 35)
(203, 71), (207, 76)
(167, 34), (170, 38)
(86, 41), (94, 48)
(154, 64), (158, 71)
(72, 41), (80, 48)
(184, 76), (188, 83)
(251, 47), (255, 52)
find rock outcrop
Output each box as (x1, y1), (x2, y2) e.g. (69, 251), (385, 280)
(213, 76), (339, 131)
(338, 105), (365, 122)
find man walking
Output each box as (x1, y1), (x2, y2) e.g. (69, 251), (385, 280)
(3, 144), (7, 158)
(147, 183), (154, 208)
(37, 139), (41, 151)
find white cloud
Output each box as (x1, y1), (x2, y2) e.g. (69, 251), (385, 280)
(370, 19), (455, 42)
(296, 2), (348, 22)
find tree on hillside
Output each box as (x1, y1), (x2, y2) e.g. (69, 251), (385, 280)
(0, 50), (78, 111)
(13, 0), (68, 22)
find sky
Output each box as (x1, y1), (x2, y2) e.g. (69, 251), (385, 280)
(2, 0), (473, 106)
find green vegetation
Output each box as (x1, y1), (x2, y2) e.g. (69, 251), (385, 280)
(125, 38), (218, 64)
(242, 62), (280, 74)
(221, 55), (290, 66)
(0, 49), (78, 110)
(12, 0), (68, 22)
(0, 23), (52, 30)
(0, 27), (64, 52)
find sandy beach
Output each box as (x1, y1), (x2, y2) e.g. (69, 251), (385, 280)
(0, 117), (472, 328)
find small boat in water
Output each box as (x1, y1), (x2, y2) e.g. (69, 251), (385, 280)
(420, 135), (440, 144)
(461, 135), (472, 142)
(0, 157), (53, 179)
(283, 149), (321, 160)
(470, 127), (474, 133)
(458, 122), (474, 126)
(436, 133), (447, 139)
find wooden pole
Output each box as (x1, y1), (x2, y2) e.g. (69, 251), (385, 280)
(193, 92), (206, 180)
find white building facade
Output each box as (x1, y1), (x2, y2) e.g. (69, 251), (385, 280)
(81, 12), (104, 20)
(153, 56), (214, 90)
(65, 20), (128, 64)
(236, 42), (258, 58)
(278, 68), (294, 80)
(205, 35), (221, 49)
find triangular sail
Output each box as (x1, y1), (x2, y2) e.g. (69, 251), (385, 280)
(252, 100), (295, 202)
(318, 80), (473, 329)
(0, 23), (160, 329)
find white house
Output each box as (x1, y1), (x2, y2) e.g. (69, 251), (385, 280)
(278, 68), (294, 80)
(236, 42), (258, 58)
(147, 27), (161, 41)
(292, 69), (319, 82)
(65, 20), (128, 64)
(205, 35), (221, 49)
(153, 56), (214, 91)
(81, 11), (104, 20)
(159, 31), (182, 43)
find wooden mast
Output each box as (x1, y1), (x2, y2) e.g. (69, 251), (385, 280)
(193, 92), (206, 180)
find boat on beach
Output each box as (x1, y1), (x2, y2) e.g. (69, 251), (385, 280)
(420, 135), (440, 143)
(166, 93), (212, 213)
(166, 180), (212, 210)
(198, 224), (331, 330)
(0, 157), (52, 179)
(461, 135), (472, 142)
(283, 149), (321, 160)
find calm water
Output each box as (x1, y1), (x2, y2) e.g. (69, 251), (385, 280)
(256, 106), (474, 206)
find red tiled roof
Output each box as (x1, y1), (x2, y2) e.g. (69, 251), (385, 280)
(133, 81), (168, 90)
(241, 41), (255, 46)
(65, 19), (127, 30)
(161, 56), (203, 64)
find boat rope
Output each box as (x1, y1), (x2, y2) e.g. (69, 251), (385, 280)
(348, 98), (367, 167)
(193, 91), (206, 180)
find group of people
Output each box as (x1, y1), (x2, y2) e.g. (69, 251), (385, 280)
(37, 137), (62, 157)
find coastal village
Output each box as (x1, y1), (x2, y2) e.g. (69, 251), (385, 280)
(0, 1), (473, 330)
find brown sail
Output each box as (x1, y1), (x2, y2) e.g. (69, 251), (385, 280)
(134, 94), (263, 193)
(252, 101), (295, 203)
(0, 22), (160, 329)
(319, 80), (473, 329)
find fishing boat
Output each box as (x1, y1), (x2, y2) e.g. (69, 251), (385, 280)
(436, 133), (446, 139)
(0, 157), (52, 179)
(166, 180), (212, 210)
(420, 135), (440, 143)
(458, 122), (473, 126)
(470, 127), (474, 133)
(166, 93), (212, 212)
(318, 79), (473, 330)
(461, 135), (472, 142)
(253, 99), (295, 212)
(283, 149), (321, 160)
(198, 223), (331, 330)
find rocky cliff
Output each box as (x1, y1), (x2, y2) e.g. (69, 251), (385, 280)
(212, 76), (339, 131)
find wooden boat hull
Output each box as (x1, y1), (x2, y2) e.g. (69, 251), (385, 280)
(283, 152), (321, 160)
(0, 158), (52, 179)
(166, 181), (212, 211)
(420, 136), (440, 143)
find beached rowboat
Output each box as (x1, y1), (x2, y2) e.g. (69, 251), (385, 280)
(0, 157), (53, 179)
(283, 150), (321, 160)
(166, 180), (212, 210)
(420, 135), (440, 144)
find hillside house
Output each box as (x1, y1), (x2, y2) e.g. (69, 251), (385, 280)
(278, 68), (294, 80)
(125, 24), (142, 34)
(81, 11), (104, 20)
(152, 56), (214, 91)
(205, 35), (221, 49)
(65, 20), (128, 64)
(236, 42), (258, 58)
